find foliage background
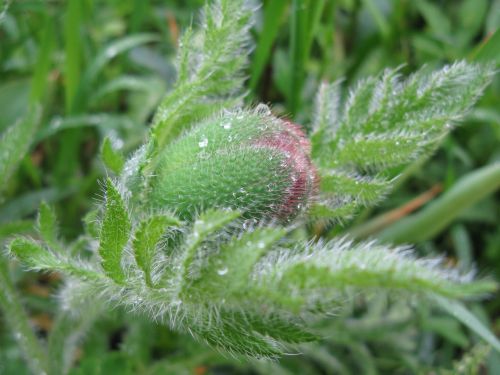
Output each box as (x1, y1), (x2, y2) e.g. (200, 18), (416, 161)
(0, 0), (499, 373)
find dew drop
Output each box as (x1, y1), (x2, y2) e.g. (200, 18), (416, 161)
(257, 241), (265, 249)
(221, 122), (232, 130)
(217, 267), (228, 276)
(198, 137), (208, 148)
(255, 103), (271, 116)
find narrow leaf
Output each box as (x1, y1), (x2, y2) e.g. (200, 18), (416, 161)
(433, 296), (500, 353)
(9, 238), (102, 280)
(133, 214), (182, 287)
(0, 105), (41, 195)
(37, 202), (59, 250)
(202, 227), (287, 295)
(379, 162), (500, 243)
(101, 137), (125, 175)
(98, 178), (131, 283)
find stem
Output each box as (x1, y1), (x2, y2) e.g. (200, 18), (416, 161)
(0, 256), (48, 375)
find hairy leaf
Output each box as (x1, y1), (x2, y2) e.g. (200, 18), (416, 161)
(151, 0), (254, 148)
(98, 178), (131, 283)
(101, 137), (125, 175)
(311, 62), (495, 220)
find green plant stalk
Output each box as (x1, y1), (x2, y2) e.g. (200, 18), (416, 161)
(0, 257), (48, 375)
(378, 162), (500, 243)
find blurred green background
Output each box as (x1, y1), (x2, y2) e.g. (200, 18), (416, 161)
(0, 0), (499, 373)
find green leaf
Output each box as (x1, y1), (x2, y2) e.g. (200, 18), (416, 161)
(151, 0), (253, 148)
(84, 34), (158, 89)
(0, 221), (33, 241)
(188, 317), (283, 359)
(433, 296), (500, 353)
(201, 227), (287, 296)
(471, 28), (500, 64)
(311, 81), (342, 158)
(63, 0), (83, 113)
(0, 104), (42, 196)
(379, 162), (500, 243)
(9, 238), (102, 280)
(174, 209), (240, 296)
(249, 0), (288, 91)
(312, 62), (495, 220)
(8, 238), (48, 269)
(254, 239), (496, 312)
(98, 178), (131, 283)
(101, 137), (125, 175)
(35, 114), (134, 143)
(37, 202), (59, 250)
(133, 214), (182, 287)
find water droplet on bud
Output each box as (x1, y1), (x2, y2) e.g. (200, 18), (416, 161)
(255, 103), (271, 116)
(198, 137), (208, 148)
(217, 267), (228, 276)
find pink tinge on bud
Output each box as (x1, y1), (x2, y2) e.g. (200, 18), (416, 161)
(253, 119), (319, 219)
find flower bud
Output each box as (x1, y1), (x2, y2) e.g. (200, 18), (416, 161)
(149, 108), (318, 221)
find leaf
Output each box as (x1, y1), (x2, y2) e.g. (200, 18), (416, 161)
(312, 62), (495, 220)
(133, 214), (182, 287)
(35, 114), (134, 143)
(379, 162), (500, 243)
(178, 209), (241, 286)
(253, 239), (496, 312)
(0, 187), (75, 223)
(63, 0), (84, 113)
(200, 227), (287, 296)
(8, 238), (101, 280)
(188, 317), (283, 359)
(101, 137), (125, 175)
(151, 0), (253, 148)
(433, 296), (500, 353)
(37, 202), (59, 250)
(0, 221), (33, 241)
(471, 28), (500, 64)
(249, 0), (288, 91)
(311, 80), (342, 158)
(83, 34), (159, 90)
(0, 104), (41, 196)
(98, 178), (131, 283)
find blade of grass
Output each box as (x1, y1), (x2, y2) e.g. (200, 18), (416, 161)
(348, 184), (443, 239)
(470, 28), (500, 64)
(361, 0), (390, 41)
(288, 0), (325, 116)
(433, 296), (500, 353)
(289, 0), (308, 115)
(56, 0), (85, 185)
(0, 104), (42, 197)
(378, 163), (500, 243)
(78, 33), (158, 106)
(249, 0), (288, 91)
(30, 12), (54, 103)
(63, 0), (83, 113)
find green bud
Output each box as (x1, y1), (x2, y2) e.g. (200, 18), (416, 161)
(148, 108), (318, 221)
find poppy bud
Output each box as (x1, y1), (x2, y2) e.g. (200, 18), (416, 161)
(149, 107), (318, 221)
